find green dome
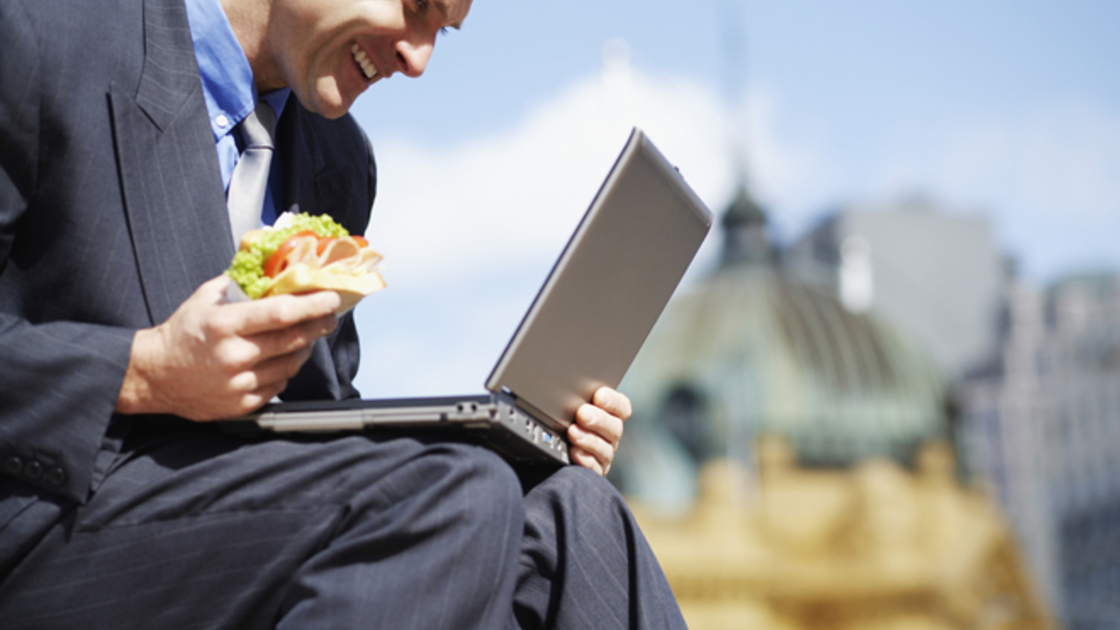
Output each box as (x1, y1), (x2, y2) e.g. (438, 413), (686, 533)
(615, 262), (948, 509)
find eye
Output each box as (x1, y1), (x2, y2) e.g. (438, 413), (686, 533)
(413, 0), (451, 35)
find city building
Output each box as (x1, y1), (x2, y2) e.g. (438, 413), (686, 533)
(612, 185), (1052, 627)
(615, 186), (949, 513)
(634, 442), (1052, 630)
(958, 272), (1120, 629)
(784, 196), (1005, 380)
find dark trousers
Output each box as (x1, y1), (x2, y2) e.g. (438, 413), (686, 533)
(0, 423), (685, 629)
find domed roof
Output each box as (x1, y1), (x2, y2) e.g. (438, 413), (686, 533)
(623, 265), (945, 453)
(615, 192), (948, 509)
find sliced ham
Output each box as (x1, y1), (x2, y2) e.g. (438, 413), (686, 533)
(264, 235), (385, 314)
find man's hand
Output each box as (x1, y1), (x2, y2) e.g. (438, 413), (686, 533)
(116, 275), (341, 421)
(568, 386), (631, 476)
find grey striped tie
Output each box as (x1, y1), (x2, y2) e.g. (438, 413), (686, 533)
(227, 101), (277, 243)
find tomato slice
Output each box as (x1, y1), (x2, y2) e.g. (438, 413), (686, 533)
(352, 235), (368, 248)
(263, 230), (317, 278)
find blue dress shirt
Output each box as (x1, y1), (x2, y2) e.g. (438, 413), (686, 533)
(184, 0), (290, 227)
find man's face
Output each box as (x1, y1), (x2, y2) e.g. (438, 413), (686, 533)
(263, 0), (471, 119)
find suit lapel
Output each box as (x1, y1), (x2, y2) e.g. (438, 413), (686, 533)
(110, 0), (233, 325)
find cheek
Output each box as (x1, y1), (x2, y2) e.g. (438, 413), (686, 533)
(281, 32), (350, 114)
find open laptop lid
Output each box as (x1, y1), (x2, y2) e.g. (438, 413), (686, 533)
(486, 128), (713, 429)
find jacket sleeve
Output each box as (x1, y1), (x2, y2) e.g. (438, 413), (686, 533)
(0, 0), (135, 504)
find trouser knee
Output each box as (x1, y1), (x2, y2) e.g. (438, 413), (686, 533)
(352, 440), (524, 542)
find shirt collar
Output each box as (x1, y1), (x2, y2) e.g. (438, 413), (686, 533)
(184, 0), (290, 140)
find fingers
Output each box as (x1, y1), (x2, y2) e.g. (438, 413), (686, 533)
(593, 386), (632, 421)
(196, 274), (235, 303)
(568, 392), (629, 476)
(118, 281), (342, 421)
(575, 402), (624, 445)
(227, 382), (287, 418)
(569, 444), (607, 476)
(194, 345), (314, 420)
(242, 313), (338, 363)
(229, 345), (314, 395)
(208, 299), (335, 414)
(226, 291), (342, 336)
(568, 424), (616, 476)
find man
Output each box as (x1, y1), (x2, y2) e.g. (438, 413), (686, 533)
(0, 0), (686, 628)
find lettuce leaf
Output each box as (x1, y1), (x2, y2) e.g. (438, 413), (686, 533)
(226, 213), (351, 299)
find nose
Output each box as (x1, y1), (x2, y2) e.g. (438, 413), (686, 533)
(395, 38), (434, 78)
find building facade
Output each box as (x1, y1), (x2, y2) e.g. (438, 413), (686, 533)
(612, 186), (1053, 628)
(959, 273), (1120, 628)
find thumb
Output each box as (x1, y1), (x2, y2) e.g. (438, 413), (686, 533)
(196, 274), (234, 304)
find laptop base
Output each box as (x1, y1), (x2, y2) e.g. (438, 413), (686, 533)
(220, 392), (570, 465)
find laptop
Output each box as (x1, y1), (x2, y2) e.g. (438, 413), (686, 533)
(221, 128), (714, 465)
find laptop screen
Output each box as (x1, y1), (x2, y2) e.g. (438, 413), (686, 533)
(485, 128), (713, 430)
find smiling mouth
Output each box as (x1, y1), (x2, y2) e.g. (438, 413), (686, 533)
(350, 42), (378, 82)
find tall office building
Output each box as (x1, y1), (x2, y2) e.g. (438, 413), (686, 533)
(784, 196), (1006, 381)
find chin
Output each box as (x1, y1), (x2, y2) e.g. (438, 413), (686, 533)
(300, 80), (358, 119)
(317, 103), (352, 120)
(305, 94), (350, 119)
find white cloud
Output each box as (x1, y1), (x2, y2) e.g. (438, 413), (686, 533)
(366, 71), (739, 286)
(873, 101), (1120, 279)
(932, 103), (1120, 218)
(351, 61), (744, 397)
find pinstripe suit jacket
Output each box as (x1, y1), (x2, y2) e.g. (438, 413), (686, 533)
(0, 0), (376, 573)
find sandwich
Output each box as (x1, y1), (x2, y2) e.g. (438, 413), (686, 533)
(226, 212), (385, 314)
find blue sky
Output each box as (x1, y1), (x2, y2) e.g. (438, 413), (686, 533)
(348, 0), (1120, 398)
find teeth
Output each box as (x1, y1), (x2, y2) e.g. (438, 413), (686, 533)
(350, 42), (377, 81)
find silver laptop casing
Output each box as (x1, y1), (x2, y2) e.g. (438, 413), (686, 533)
(486, 129), (712, 430)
